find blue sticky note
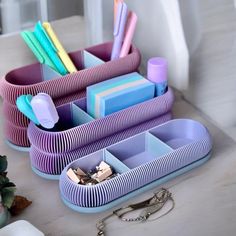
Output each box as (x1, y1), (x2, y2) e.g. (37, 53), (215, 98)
(87, 73), (155, 119)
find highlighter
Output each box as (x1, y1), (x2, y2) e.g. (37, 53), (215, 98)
(43, 22), (77, 73)
(16, 94), (40, 125)
(147, 57), (168, 96)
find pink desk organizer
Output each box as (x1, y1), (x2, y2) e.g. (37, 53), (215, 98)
(0, 42), (141, 148)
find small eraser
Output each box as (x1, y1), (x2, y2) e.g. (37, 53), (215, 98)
(67, 168), (80, 183)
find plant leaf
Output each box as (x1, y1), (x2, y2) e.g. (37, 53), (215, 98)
(1, 187), (16, 209)
(0, 156), (7, 173)
(0, 175), (9, 185)
(9, 195), (32, 216)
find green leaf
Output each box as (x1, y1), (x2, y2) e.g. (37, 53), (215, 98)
(0, 156), (8, 173)
(0, 175), (9, 185)
(1, 186), (16, 209)
(2, 182), (15, 188)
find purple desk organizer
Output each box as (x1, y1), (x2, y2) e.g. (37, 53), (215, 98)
(59, 119), (212, 210)
(0, 42), (141, 148)
(28, 87), (174, 178)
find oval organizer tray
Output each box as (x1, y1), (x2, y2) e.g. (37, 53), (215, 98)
(0, 42), (141, 148)
(28, 87), (174, 179)
(59, 119), (212, 213)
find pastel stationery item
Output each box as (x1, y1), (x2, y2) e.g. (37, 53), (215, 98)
(87, 72), (155, 119)
(31, 93), (59, 129)
(87, 72), (145, 118)
(16, 95), (39, 125)
(43, 22), (77, 73)
(28, 87), (174, 178)
(114, 0), (124, 23)
(1, 41), (141, 148)
(83, 50), (105, 69)
(120, 11), (138, 58)
(21, 31), (56, 71)
(59, 119), (212, 212)
(148, 57), (168, 96)
(111, 2), (128, 60)
(34, 21), (68, 75)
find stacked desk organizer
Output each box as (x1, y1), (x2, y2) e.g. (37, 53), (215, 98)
(0, 42), (141, 149)
(28, 87), (174, 179)
(59, 119), (212, 213)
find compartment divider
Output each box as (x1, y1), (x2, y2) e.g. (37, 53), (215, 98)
(146, 132), (173, 157)
(41, 64), (62, 81)
(104, 150), (130, 173)
(82, 50), (105, 69)
(71, 103), (95, 127)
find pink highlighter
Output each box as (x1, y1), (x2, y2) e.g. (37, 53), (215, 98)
(119, 11), (138, 58)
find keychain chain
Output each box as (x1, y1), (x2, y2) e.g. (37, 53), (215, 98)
(96, 188), (175, 236)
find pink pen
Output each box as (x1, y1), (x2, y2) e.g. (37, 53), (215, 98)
(119, 11), (138, 58)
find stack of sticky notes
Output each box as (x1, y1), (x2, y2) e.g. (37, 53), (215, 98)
(87, 72), (155, 119)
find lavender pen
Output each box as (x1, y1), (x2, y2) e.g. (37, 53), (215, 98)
(111, 2), (128, 60)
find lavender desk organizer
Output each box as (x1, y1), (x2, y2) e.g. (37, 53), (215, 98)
(0, 42), (141, 149)
(28, 87), (174, 179)
(59, 119), (212, 213)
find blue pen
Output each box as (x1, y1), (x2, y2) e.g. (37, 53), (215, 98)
(34, 21), (68, 75)
(111, 2), (128, 60)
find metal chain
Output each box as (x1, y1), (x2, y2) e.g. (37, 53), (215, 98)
(96, 188), (175, 236)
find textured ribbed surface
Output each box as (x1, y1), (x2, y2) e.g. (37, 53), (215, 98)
(28, 88), (174, 154)
(0, 42), (141, 147)
(30, 112), (171, 175)
(59, 126), (212, 208)
(4, 120), (30, 147)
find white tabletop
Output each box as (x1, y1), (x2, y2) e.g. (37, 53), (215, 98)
(0, 16), (236, 236)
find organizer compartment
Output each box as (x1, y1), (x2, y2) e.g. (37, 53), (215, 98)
(0, 41), (141, 147)
(59, 119), (213, 209)
(30, 113), (172, 176)
(106, 133), (173, 169)
(28, 87), (174, 177)
(149, 119), (209, 149)
(66, 150), (128, 176)
(60, 150), (129, 207)
(29, 88), (174, 153)
(50, 101), (94, 132)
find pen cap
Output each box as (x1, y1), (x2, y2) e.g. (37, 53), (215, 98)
(31, 93), (59, 129)
(16, 95), (39, 125)
(147, 57), (167, 83)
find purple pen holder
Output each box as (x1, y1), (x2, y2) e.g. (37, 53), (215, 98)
(28, 87), (174, 178)
(59, 119), (212, 210)
(0, 42), (141, 148)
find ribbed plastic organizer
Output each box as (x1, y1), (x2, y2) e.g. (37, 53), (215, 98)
(0, 42), (141, 149)
(28, 87), (174, 179)
(59, 119), (212, 213)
